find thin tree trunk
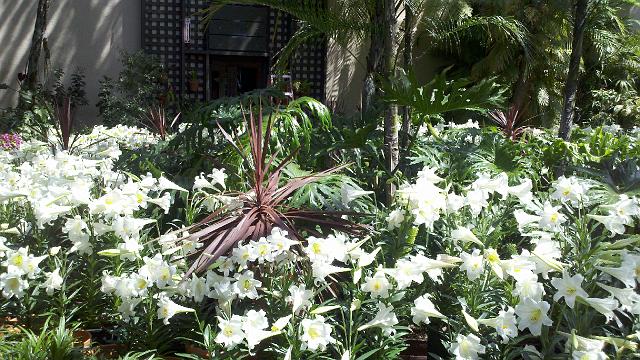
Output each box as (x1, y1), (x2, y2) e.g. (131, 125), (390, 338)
(362, 0), (385, 114)
(558, 0), (588, 140)
(510, 60), (529, 111)
(25, 0), (50, 91)
(384, 104), (399, 203)
(382, 0), (398, 204)
(399, 4), (414, 151)
(362, 0), (398, 204)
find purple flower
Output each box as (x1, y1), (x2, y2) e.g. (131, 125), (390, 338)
(0, 133), (22, 150)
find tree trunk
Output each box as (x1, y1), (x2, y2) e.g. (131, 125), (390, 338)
(384, 103), (399, 203)
(25, 0), (50, 90)
(382, 0), (398, 204)
(362, 0), (398, 204)
(399, 4), (414, 151)
(510, 60), (529, 111)
(558, 0), (588, 140)
(362, 0), (385, 114)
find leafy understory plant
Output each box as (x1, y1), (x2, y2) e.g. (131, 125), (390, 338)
(182, 104), (365, 275)
(385, 68), (506, 138)
(0, 317), (79, 360)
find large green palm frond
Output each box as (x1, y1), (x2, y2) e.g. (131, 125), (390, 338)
(422, 15), (531, 63)
(270, 22), (323, 70)
(583, 0), (629, 63)
(204, 0), (371, 70)
(204, 0), (370, 44)
(470, 40), (520, 80)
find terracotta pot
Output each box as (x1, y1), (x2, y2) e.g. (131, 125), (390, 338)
(0, 317), (20, 334)
(0, 317), (19, 326)
(185, 343), (209, 358)
(400, 337), (429, 360)
(73, 330), (92, 348)
(188, 79), (199, 92)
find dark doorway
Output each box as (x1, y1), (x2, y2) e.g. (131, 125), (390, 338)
(210, 55), (268, 99)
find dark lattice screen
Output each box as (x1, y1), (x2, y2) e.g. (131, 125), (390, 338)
(141, 0), (182, 96)
(142, 0), (326, 103)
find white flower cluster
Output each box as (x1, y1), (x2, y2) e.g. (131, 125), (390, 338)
(75, 124), (164, 153)
(3, 123), (640, 359)
(0, 127), (184, 304)
(396, 167), (534, 229)
(0, 244), (49, 298)
(391, 166), (640, 360)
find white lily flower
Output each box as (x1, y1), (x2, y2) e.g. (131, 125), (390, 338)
(341, 183), (373, 207)
(42, 268), (63, 295)
(580, 297), (619, 323)
(215, 315), (246, 349)
(450, 333), (485, 360)
(550, 272), (588, 308)
(286, 284), (313, 314)
(514, 298), (552, 336)
(156, 294), (195, 325)
(357, 302), (398, 336)
(411, 294), (446, 325)
(301, 315), (336, 351)
(157, 176), (188, 193)
(451, 226), (483, 247)
(460, 249), (484, 280)
(597, 282), (640, 314)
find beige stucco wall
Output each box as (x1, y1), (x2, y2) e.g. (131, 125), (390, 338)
(324, 37), (367, 114)
(1, 1), (448, 120)
(0, 0), (141, 123)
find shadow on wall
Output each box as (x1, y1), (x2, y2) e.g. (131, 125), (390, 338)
(323, 33), (447, 116)
(325, 38), (366, 115)
(0, 1), (37, 107)
(0, 0), (141, 125)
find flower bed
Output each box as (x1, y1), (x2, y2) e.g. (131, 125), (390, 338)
(0, 123), (639, 359)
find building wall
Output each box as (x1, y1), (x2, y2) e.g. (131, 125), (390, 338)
(0, 0), (141, 123)
(324, 37), (367, 114)
(0, 1), (453, 121)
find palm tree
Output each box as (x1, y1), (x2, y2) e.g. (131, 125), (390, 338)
(423, 0), (637, 132)
(559, 0), (589, 140)
(577, 0), (637, 126)
(420, 1), (567, 123)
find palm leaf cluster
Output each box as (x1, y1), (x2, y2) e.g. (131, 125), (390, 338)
(204, 0), (371, 71)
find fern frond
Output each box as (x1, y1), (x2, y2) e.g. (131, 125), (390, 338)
(423, 15), (530, 62)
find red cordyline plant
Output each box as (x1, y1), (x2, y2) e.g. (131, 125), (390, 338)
(55, 96), (75, 150)
(488, 104), (528, 141)
(146, 105), (179, 140)
(183, 104), (365, 276)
